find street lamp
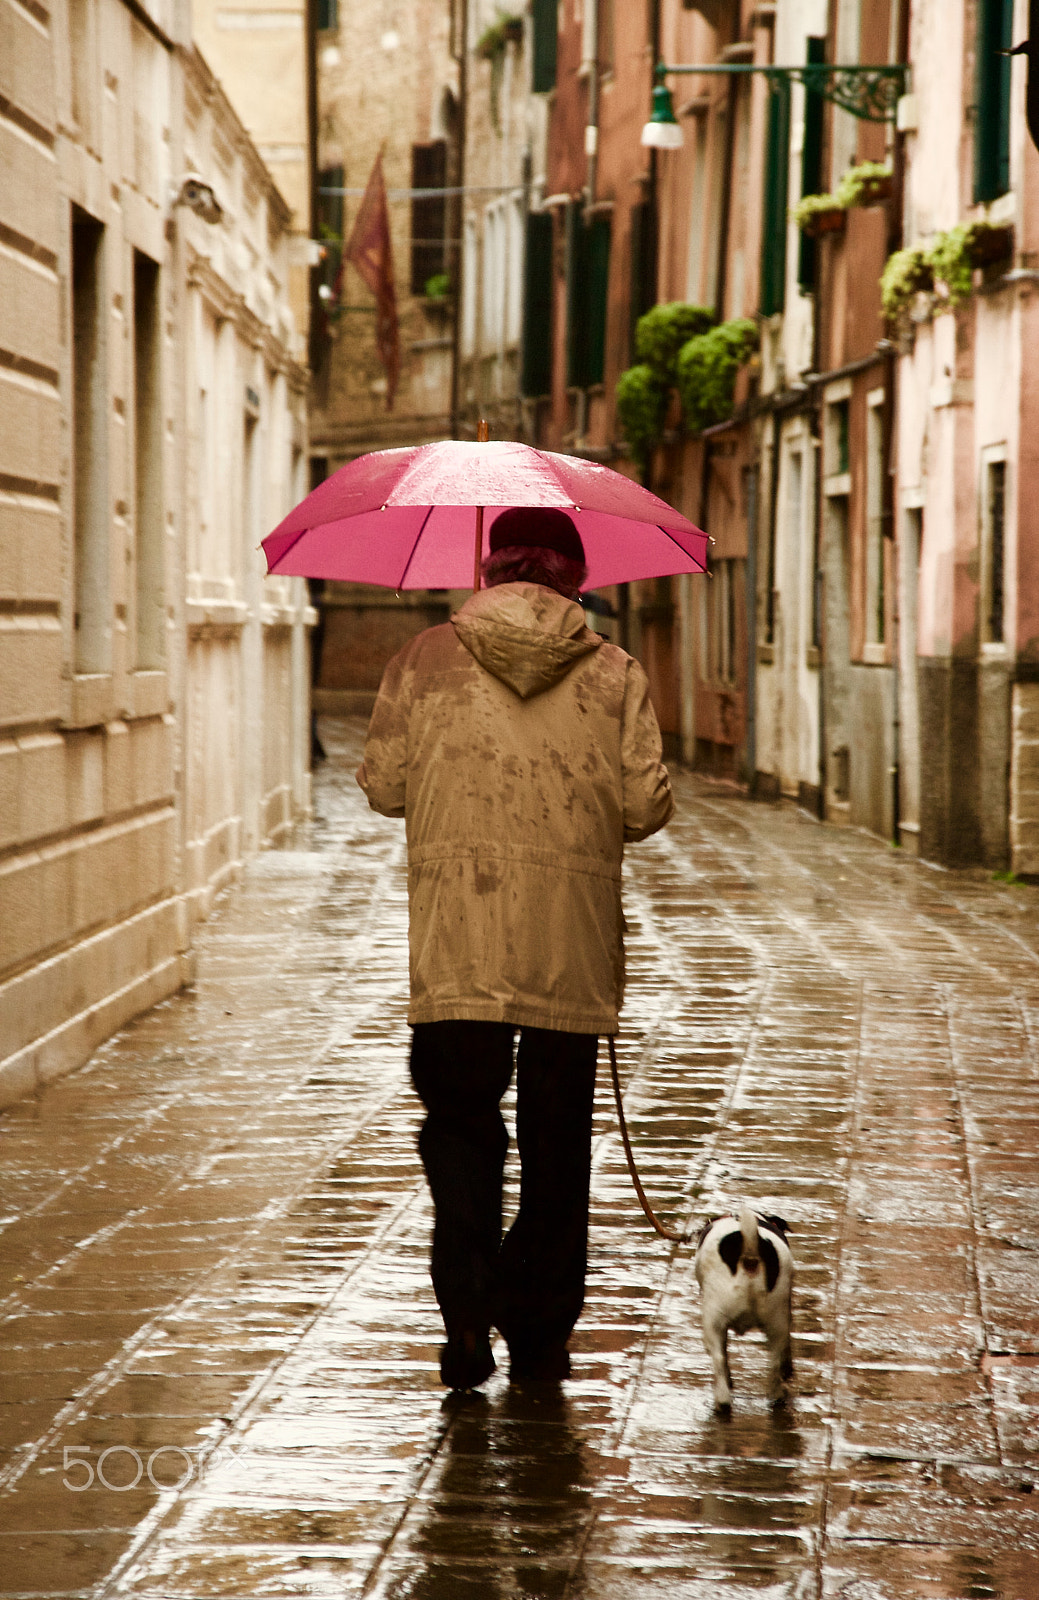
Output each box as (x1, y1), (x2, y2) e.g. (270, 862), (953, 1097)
(640, 74), (684, 149)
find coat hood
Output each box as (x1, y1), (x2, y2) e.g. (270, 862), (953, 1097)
(451, 582), (601, 700)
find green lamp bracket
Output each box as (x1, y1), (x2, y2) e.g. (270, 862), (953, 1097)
(657, 61), (910, 122)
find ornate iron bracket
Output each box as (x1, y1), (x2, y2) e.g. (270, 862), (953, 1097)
(659, 62), (910, 122)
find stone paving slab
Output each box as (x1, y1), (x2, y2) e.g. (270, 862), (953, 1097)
(1, 717), (1038, 1598)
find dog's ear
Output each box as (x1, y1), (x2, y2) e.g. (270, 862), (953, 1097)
(757, 1212), (793, 1239)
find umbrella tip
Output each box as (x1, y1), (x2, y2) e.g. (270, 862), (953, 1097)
(477, 419), (489, 443)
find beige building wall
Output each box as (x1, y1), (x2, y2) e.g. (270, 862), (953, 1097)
(0, 0), (313, 1109)
(179, 50), (313, 927)
(190, 0), (313, 353)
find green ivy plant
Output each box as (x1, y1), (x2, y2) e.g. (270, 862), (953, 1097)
(476, 13), (523, 129)
(880, 221), (1014, 319)
(615, 303), (758, 465)
(634, 302), (714, 376)
(835, 160), (892, 207)
(675, 319), (759, 434)
(879, 246), (934, 318)
(615, 364), (669, 469)
(792, 160), (892, 231)
(424, 272), (451, 300)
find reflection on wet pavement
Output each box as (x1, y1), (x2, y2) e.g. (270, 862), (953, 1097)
(1, 716), (1037, 1597)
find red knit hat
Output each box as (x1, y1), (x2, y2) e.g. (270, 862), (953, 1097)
(488, 507), (586, 565)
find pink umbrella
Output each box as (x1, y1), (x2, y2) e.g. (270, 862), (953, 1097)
(262, 439), (708, 591)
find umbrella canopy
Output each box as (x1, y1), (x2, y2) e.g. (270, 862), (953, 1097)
(262, 440), (708, 591)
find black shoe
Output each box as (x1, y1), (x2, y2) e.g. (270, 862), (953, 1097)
(439, 1331), (496, 1391)
(509, 1344), (571, 1383)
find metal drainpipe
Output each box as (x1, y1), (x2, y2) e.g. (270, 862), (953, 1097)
(583, 0), (599, 211)
(449, 0), (469, 439)
(886, 0), (911, 844)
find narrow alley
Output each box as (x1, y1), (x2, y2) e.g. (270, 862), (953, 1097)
(1, 718), (1037, 1599)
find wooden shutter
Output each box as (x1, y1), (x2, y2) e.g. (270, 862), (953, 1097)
(566, 207), (611, 389)
(797, 38), (826, 291)
(585, 213), (611, 387)
(531, 0), (558, 93)
(974, 0), (1013, 202)
(760, 80), (790, 317)
(521, 211), (553, 396)
(628, 199), (657, 361)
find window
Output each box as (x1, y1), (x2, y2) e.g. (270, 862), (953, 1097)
(982, 455), (1007, 645)
(133, 251), (163, 669)
(974, 0), (1013, 202)
(521, 211), (553, 396)
(566, 205), (611, 389)
(630, 198), (657, 359)
(760, 81), (790, 316)
(866, 394), (886, 649)
(411, 141), (447, 295)
(797, 37), (826, 291)
(531, 0), (557, 93)
(834, 400), (850, 475)
(316, 0), (337, 32)
(71, 205), (109, 674)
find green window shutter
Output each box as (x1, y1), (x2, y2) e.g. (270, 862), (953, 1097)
(532, 0), (558, 93)
(566, 208), (611, 389)
(521, 211), (554, 396)
(628, 198), (657, 361)
(760, 80), (790, 317)
(974, 0), (1013, 201)
(565, 202), (588, 387)
(797, 37), (826, 291)
(585, 213), (611, 387)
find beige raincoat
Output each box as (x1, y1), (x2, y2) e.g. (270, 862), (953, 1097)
(357, 582), (673, 1034)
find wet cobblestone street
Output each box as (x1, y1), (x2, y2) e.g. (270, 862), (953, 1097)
(2, 717), (1038, 1599)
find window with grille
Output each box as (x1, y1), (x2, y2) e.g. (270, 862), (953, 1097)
(411, 141), (447, 295)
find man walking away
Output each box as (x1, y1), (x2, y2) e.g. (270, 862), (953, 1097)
(358, 507), (673, 1390)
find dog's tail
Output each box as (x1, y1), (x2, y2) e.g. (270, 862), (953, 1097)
(738, 1205), (761, 1275)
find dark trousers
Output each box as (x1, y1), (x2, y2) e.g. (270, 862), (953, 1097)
(409, 1020), (598, 1361)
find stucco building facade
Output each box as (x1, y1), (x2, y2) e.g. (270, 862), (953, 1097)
(0, 0), (313, 1107)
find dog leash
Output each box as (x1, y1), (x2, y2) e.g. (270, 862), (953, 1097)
(607, 1036), (693, 1244)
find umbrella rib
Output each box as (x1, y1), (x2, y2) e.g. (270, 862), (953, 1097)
(397, 504), (436, 589)
(265, 525), (309, 573)
(655, 521), (708, 567)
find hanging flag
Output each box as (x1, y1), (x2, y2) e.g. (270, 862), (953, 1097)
(344, 151), (400, 409)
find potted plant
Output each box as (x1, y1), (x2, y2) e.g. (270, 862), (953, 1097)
(835, 160), (893, 208)
(880, 246), (935, 319)
(423, 273), (452, 315)
(792, 191), (847, 236)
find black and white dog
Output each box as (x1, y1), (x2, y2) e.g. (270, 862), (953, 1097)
(694, 1206), (794, 1410)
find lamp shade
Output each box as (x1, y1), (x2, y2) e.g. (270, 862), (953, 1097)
(640, 80), (685, 149)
